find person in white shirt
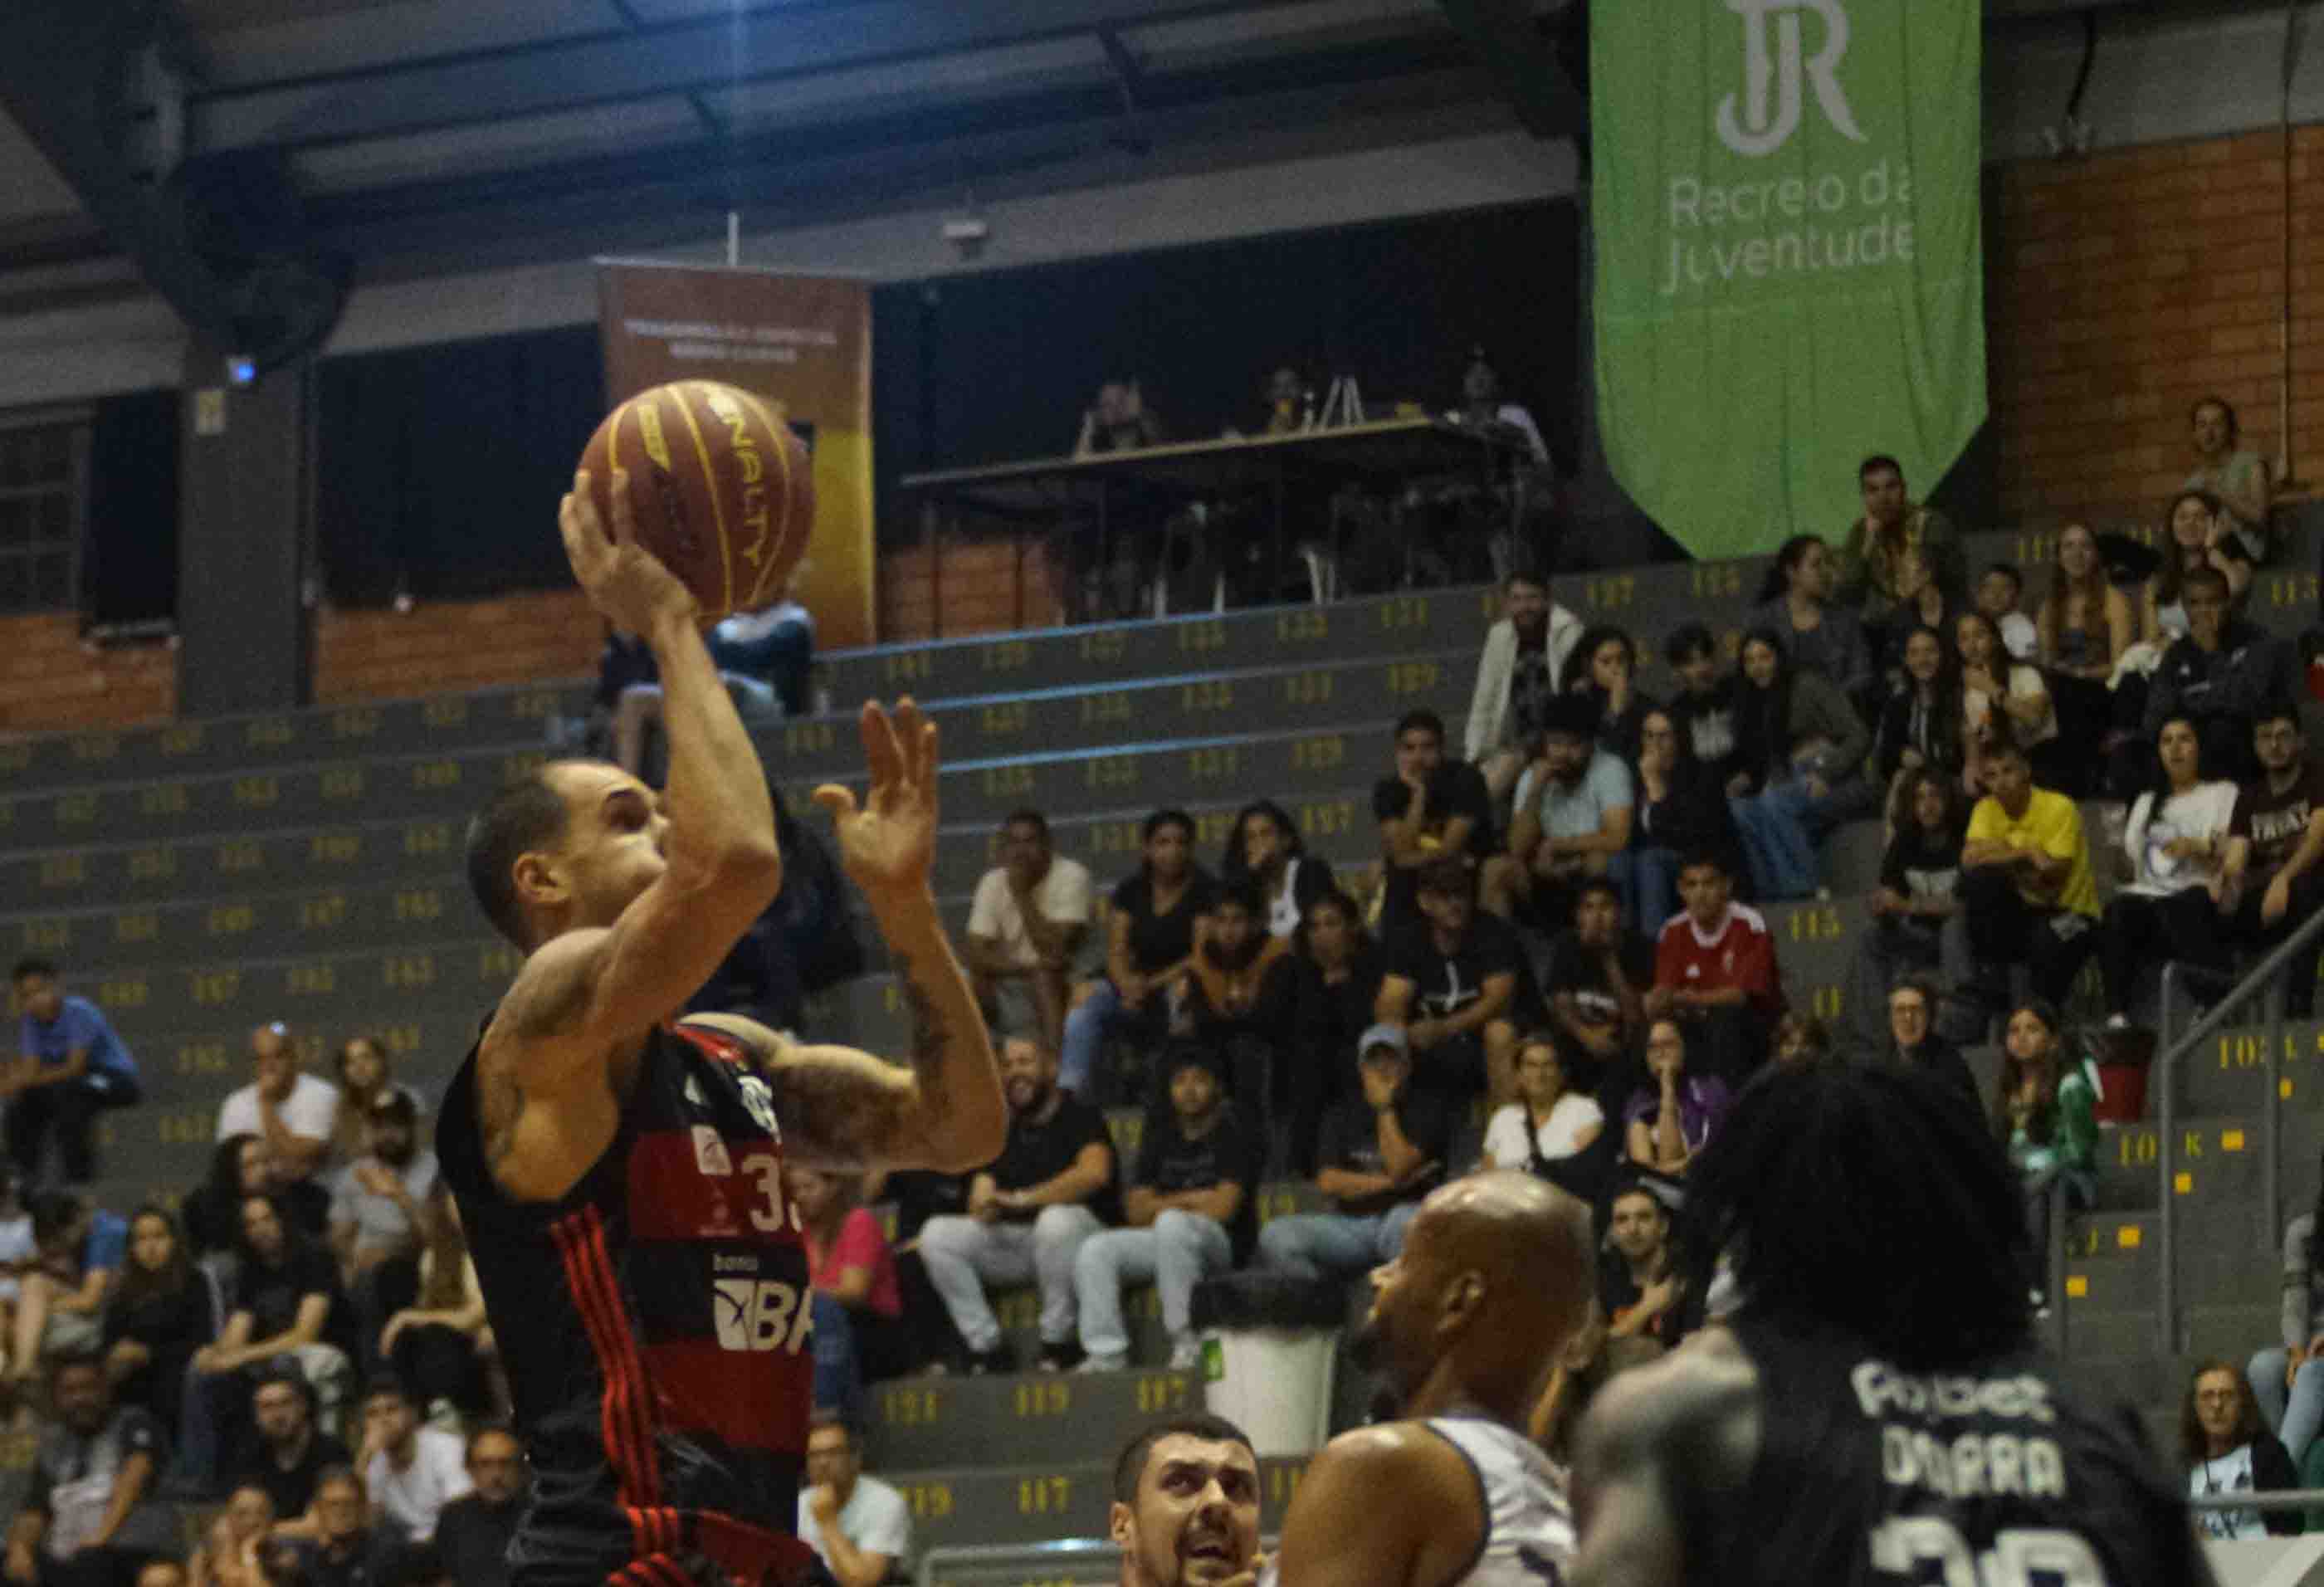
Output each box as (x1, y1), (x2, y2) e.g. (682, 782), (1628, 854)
(355, 1376), (471, 1544)
(964, 810), (1093, 1053)
(214, 1023), (341, 1190)
(797, 1414), (912, 1587)
(2099, 712), (2240, 1028)
(1482, 1035), (1604, 1180)
(1463, 569), (1584, 803)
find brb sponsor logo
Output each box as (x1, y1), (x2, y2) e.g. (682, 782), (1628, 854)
(713, 1278), (814, 1355)
(1716, 0), (1865, 158)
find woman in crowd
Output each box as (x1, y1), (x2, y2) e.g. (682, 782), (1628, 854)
(1266, 890), (1381, 1175)
(1664, 623), (1741, 791)
(1060, 808), (1216, 1101)
(327, 1035), (421, 1181)
(1871, 626), (1966, 829)
(101, 1203), (218, 1440)
(2099, 714), (2238, 1028)
(791, 1163), (911, 1424)
(2185, 1360), (2302, 1539)
(1560, 627), (1655, 763)
(188, 1483), (275, 1587)
(378, 1179), (496, 1423)
(2187, 395), (2274, 561)
(2252, 1165), (2324, 1472)
(1871, 547), (1959, 680)
(2146, 488), (2253, 645)
(1750, 535), (1872, 704)
(1990, 999), (2098, 1305)
(2037, 521), (2136, 755)
(1848, 768), (1967, 1053)
(1220, 800), (1337, 940)
(1957, 608), (2061, 794)
(1631, 706), (1746, 929)
(190, 1135), (327, 1257)
(1482, 1034), (1605, 1199)
(1624, 1019), (1733, 1182)
(1184, 880), (1291, 1121)
(1726, 627), (1872, 901)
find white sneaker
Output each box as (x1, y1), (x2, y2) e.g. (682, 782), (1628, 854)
(1169, 1339), (1204, 1372)
(1077, 1353), (1129, 1374)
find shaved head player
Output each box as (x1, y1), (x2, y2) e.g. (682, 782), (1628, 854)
(1269, 1170), (1594, 1586)
(438, 470), (1006, 1587)
(1570, 1063), (2210, 1587)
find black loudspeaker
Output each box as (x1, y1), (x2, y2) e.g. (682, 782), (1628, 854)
(156, 149), (350, 375)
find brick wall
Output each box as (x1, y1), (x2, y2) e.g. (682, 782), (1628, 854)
(877, 537), (1067, 643)
(312, 589), (601, 703)
(0, 616), (174, 733)
(1990, 126), (2324, 525)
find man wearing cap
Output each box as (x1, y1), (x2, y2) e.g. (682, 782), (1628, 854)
(1254, 1028), (1451, 1282)
(328, 1090), (437, 1371)
(1072, 1046), (1266, 1373)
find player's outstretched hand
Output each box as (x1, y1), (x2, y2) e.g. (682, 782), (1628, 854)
(813, 699), (938, 901)
(560, 467), (696, 635)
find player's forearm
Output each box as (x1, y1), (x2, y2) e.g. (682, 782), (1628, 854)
(820, 1526), (885, 1587)
(646, 608), (779, 882)
(879, 903), (1006, 1173)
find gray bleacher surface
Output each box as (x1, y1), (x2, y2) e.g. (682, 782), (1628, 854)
(0, 515), (2317, 1555)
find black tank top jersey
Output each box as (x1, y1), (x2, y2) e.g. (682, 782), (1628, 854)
(437, 1019), (820, 1587)
(1711, 1317), (2206, 1587)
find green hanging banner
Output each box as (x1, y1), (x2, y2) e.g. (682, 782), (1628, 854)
(1590, 0), (1986, 558)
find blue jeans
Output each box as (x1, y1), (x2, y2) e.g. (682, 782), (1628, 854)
(1060, 979), (1123, 1098)
(2252, 1347), (2324, 1464)
(810, 1292), (863, 1428)
(1253, 1204), (1419, 1282)
(1632, 846), (1680, 934)
(1074, 1211), (1233, 1361)
(1730, 774), (1868, 900)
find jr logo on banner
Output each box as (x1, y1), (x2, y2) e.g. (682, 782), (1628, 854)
(1592, 0), (1985, 559)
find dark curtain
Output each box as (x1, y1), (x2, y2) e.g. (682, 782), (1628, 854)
(83, 388), (180, 627)
(315, 324), (603, 605)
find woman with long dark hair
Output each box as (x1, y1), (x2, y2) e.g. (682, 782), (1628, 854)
(1631, 706), (1746, 929)
(188, 1135), (327, 1257)
(1958, 608), (2062, 794)
(1058, 808), (1216, 1100)
(2183, 1360), (2300, 1538)
(1751, 535), (1871, 702)
(2146, 488), (2253, 644)
(1847, 768), (1968, 1053)
(1870, 625), (1966, 833)
(1988, 999), (2097, 1306)
(1269, 889), (1382, 1174)
(789, 1163), (913, 1425)
(326, 1034), (422, 1180)
(101, 1203), (219, 1438)
(1220, 800), (1336, 940)
(2097, 713), (2237, 1027)
(1726, 627), (1871, 900)
(1560, 627), (1657, 764)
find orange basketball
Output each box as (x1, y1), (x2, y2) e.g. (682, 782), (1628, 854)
(577, 380), (814, 622)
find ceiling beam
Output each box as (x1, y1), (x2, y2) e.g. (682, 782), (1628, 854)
(1431, 0), (1579, 140)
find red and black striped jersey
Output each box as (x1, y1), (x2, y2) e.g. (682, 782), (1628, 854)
(439, 1018), (819, 1587)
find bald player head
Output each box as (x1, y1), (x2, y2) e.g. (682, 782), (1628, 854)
(1355, 1169), (1594, 1423)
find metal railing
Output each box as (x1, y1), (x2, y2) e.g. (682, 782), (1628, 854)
(2153, 903), (2324, 1353)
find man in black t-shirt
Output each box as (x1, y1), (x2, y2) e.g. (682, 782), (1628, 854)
(8, 1351), (177, 1581)
(1544, 878), (1653, 1088)
(1598, 1182), (1682, 1362)
(232, 1367), (353, 1523)
(1073, 1047), (1264, 1372)
(1373, 710), (1496, 935)
(918, 1036), (1120, 1373)
(1255, 1028), (1452, 1281)
(2223, 705), (2324, 1016)
(1375, 860), (1526, 1106)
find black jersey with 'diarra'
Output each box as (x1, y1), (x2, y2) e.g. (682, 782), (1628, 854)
(1708, 1316), (2208, 1587)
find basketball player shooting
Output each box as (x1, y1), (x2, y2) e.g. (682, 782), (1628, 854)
(1569, 1063), (2213, 1587)
(437, 468), (1007, 1587)
(1268, 1170), (1593, 1587)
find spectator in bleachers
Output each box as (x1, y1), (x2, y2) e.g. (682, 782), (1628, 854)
(1062, 809), (1213, 1101)
(2222, 706), (2324, 1019)
(1771, 1013), (1831, 1067)
(2038, 523), (2136, 759)
(964, 811), (1093, 1057)
(798, 1413), (911, 1587)
(324, 1040), (419, 1189)
(190, 1138), (325, 1257)
(2185, 1360), (2300, 1539)
(593, 627), (660, 778)
(1849, 769), (1966, 1053)
(1453, 350), (1549, 466)
(1882, 977), (1977, 1107)
(1961, 740), (2100, 1009)
(2253, 1180), (2324, 1467)
(2098, 715), (2238, 1028)
(2141, 566), (2297, 789)
(1991, 999), (2097, 1306)
(1871, 627), (1965, 831)
(857, 1167), (969, 1380)
(1623, 1019), (1731, 1182)
(7, 1192), (127, 1394)
(1074, 1047), (1262, 1374)
(1664, 625), (1741, 794)
(102, 1205), (217, 1443)
(1254, 1028), (1448, 1282)
(2146, 491), (2254, 647)
(1726, 628), (1871, 901)
(1272, 891), (1380, 1175)
(186, 1194), (354, 1487)
(1076, 378), (1164, 457)
(787, 1165), (909, 1423)
(1871, 547), (1961, 681)
(1751, 535), (1872, 703)
(1184, 882), (1291, 1119)
(2188, 396), (2275, 562)
(1375, 860), (1526, 1106)
(1374, 710), (1496, 935)
(1835, 454), (1964, 659)
(227, 1370), (349, 1525)
(430, 1427), (523, 1587)
(1599, 1182), (1682, 1365)
(1481, 1034), (1604, 1194)
(287, 1465), (398, 1585)
(1644, 851), (1781, 1081)
(216, 1028), (341, 1200)
(1221, 801), (1337, 941)
(1958, 610), (2061, 794)
(0, 1169), (31, 1322)
(1560, 627), (1656, 764)
(1463, 569), (1584, 804)
(188, 1483), (273, 1587)
(1977, 563), (2039, 663)
(917, 1036), (1119, 1374)
(375, 1183), (492, 1427)
(5, 1350), (175, 1584)
(326, 1094), (435, 1375)
(1491, 696), (1635, 930)
(709, 587), (816, 720)
(1541, 879), (1652, 1087)
(1630, 706), (1745, 931)
(353, 1379), (466, 1545)
(7, 959), (141, 1189)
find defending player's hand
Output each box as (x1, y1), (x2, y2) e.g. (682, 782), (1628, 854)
(560, 467), (697, 634)
(813, 700), (939, 901)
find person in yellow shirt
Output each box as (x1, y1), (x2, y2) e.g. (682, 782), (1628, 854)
(1960, 740), (2099, 1008)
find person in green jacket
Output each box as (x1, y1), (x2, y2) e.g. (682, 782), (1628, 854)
(1834, 454), (1965, 665)
(1990, 999), (2098, 1310)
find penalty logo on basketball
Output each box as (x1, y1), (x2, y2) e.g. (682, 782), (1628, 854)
(713, 1277), (813, 1355)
